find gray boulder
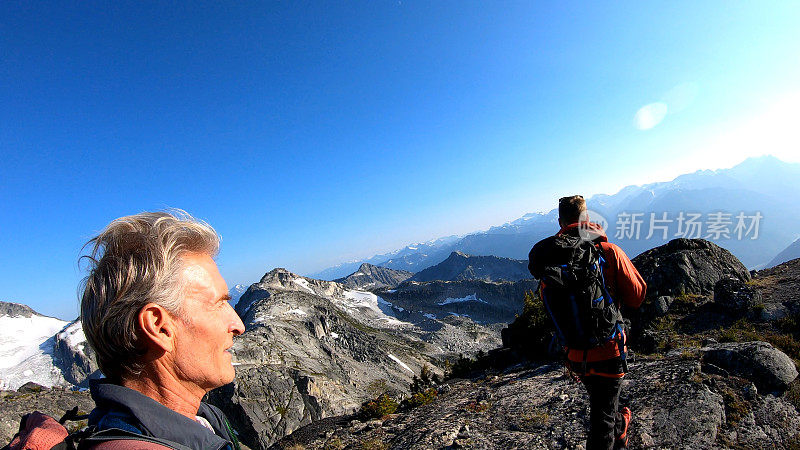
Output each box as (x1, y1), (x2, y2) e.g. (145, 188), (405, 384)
(632, 238), (750, 297)
(653, 295), (674, 315)
(713, 278), (762, 313)
(702, 341), (798, 394)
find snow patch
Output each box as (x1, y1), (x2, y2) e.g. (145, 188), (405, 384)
(293, 278), (316, 294)
(0, 315), (68, 370)
(0, 312), (70, 390)
(285, 308), (307, 316)
(437, 294), (487, 305)
(423, 313), (437, 320)
(388, 354), (414, 374)
(342, 290), (381, 313)
(330, 332), (339, 339)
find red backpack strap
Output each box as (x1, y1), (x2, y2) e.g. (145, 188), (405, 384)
(87, 440), (174, 450)
(7, 412), (69, 450)
(78, 429), (191, 450)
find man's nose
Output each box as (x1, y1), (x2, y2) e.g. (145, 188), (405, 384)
(227, 303), (245, 336)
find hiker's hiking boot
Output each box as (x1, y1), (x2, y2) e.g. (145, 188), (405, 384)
(614, 406), (632, 449)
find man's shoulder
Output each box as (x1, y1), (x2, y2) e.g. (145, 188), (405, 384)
(530, 234), (562, 253)
(598, 240), (620, 252)
(598, 241), (631, 262)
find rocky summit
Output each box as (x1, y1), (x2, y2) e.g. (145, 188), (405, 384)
(334, 263), (413, 290)
(407, 251), (531, 283)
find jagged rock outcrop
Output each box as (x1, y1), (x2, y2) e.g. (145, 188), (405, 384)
(214, 268), (480, 449)
(702, 341), (798, 394)
(0, 384), (94, 445)
(379, 278), (537, 324)
(632, 238), (750, 298)
(275, 356), (800, 449)
(334, 264), (413, 290)
(407, 252), (531, 283)
(52, 320), (101, 387)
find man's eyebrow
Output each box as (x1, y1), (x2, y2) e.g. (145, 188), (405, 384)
(219, 294), (232, 302)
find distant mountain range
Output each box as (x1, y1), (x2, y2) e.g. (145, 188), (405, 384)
(229, 284), (249, 304)
(311, 156), (800, 278)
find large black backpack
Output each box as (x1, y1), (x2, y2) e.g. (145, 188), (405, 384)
(529, 234), (623, 350)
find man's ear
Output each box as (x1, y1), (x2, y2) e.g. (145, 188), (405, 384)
(137, 303), (177, 353)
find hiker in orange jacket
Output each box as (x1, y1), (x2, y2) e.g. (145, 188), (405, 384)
(528, 195), (646, 450)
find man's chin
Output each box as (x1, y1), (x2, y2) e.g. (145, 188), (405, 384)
(222, 366), (237, 384)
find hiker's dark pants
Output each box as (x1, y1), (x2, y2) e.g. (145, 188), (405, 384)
(582, 375), (625, 450)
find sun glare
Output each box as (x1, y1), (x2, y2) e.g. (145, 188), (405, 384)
(634, 102), (668, 130)
(697, 91), (800, 166)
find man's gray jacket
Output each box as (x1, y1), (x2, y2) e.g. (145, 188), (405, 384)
(87, 379), (239, 450)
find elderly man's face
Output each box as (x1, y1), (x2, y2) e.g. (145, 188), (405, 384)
(172, 252), (245, 392)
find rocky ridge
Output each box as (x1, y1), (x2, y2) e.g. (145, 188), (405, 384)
(210, 268), (504, 449)
(378, 278), (537, 325)
(0, 302), (38, 318)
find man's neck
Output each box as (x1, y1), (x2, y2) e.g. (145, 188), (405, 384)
(121, 367), (205, 420)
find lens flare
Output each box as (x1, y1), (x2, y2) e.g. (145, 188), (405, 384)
(634, 102), (668, 130)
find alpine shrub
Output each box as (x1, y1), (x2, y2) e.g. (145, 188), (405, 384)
(359, 394), (398, 419)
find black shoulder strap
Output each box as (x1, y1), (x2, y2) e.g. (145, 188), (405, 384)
(60, 407), (90, 425)
(77, 428), (194, 450)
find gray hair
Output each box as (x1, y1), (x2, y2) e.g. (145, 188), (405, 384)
(80, 210), (220, 382)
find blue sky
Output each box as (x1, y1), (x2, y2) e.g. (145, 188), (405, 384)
(2, 2), (800, 319)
